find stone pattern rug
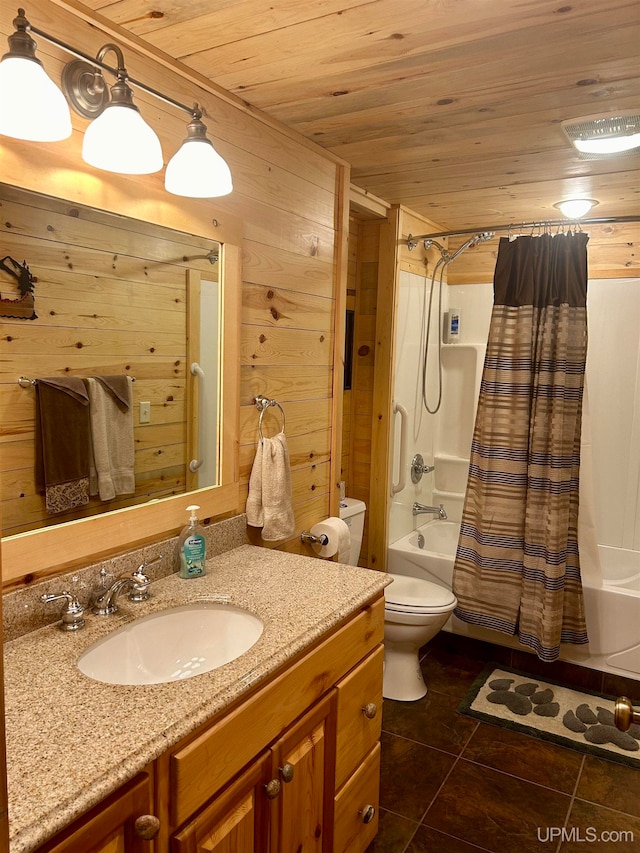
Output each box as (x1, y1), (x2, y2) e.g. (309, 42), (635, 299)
(459, 664), (640, 769)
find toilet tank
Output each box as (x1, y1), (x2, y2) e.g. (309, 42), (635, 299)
(339, 498), (366, 566)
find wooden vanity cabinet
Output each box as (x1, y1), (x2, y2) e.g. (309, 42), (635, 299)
(33, 597), (384, 853)
(167, 599), (384, 853)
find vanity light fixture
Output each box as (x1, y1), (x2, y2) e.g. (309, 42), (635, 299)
(561, 112), (640, 158)
(553, 198), (599, 220)
(78, 45), (163, 175)
(0, 9), (71, 141)
(165, 106), (233, 197)
(0, 8), (233, 194)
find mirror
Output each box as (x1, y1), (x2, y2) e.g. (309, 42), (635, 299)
(0, 183), (241, 584)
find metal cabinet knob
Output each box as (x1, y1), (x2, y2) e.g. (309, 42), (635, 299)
(362, 702), (378, 719)
(279, 763), (294, 783)
(359, 804), (376, 824)
(615, 696), (640, 732)
(134, 814), (160, 840)
(265, 778), (281, 799)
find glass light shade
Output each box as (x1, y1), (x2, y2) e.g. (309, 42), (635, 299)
(574, 133), (640, 155)
(0, 56), (71, 141)
(554, 199), (598, 219)
(165, 138), (233, 197)
(82, 104), (163, 175)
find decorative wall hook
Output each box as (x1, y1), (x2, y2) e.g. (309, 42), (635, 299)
(0, 255), (37, 319)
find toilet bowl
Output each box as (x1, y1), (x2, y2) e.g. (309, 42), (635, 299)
(339, 498), (366, 566)
(383, 573), (457, 701)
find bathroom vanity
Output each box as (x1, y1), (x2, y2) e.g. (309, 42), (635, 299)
(4, 545), (389, 853)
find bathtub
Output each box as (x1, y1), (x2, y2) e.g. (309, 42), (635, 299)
(388, 520), (640, 679)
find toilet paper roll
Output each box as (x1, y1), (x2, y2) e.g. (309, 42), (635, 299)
(310, 517), (351, 563)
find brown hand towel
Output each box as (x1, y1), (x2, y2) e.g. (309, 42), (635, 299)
(35, 378), (91, 515)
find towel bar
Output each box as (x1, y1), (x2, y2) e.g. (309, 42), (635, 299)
(18, 374), (136, 387)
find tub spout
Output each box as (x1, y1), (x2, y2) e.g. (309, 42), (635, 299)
(412, 502), (447, 519)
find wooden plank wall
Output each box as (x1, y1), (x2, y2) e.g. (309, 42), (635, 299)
(0, 0), (347, 569)
(0, 187), (224, 536)
(448, 223), (640, 285)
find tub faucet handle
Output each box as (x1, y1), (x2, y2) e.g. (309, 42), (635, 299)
(411, 453), (435, 484)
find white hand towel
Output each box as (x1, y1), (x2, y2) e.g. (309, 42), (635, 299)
(85, 376), (135, 501)
(246, 440), (264, 527)
(261, 433), (295, 541)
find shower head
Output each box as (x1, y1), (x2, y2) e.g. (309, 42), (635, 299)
(448, 231), (495, 262)
(423, 232), (494, 262)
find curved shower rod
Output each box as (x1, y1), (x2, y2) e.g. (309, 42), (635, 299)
(407, 214), (640, 250)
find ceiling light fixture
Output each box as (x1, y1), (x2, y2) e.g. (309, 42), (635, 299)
(553, 199), (599, 219)
(561, 112), (640, 158)
(0, 8), (232, 195)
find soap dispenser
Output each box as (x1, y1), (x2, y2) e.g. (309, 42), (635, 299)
(178, 504), (207, 579)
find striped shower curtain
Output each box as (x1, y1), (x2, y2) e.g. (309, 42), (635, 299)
(452, 231), (589, 662)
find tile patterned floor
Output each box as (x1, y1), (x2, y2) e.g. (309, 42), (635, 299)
(367, 632), (640, 853)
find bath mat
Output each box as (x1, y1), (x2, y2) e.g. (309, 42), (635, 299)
(458, 664), (640, 769)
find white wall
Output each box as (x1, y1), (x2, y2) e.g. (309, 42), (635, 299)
(389, 270), (437, 544)
(449, 277), (640, 552)
(586, 279), (640, 550)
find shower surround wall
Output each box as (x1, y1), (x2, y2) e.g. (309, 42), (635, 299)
(391, 274), (640, 676)
(389, 269), (485, 544)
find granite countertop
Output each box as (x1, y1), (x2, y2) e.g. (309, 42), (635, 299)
(3, 544), (389, 853)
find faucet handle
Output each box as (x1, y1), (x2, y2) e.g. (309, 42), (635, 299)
(41, 591), (85, 631)
(129, 556), (160, 602)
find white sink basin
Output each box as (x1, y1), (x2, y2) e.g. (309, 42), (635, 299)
(78, 602), (264, 685)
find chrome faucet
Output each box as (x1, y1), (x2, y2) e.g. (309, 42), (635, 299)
(91, 558), (159, 616)
(412, 502), (447, 519)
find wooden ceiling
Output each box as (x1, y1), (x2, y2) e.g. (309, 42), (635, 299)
(85, 0), (639, 231)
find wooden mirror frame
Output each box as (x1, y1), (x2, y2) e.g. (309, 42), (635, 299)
(1, 242), (241, 586)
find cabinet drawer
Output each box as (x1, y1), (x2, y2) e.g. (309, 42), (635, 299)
(333, 744), (381, 853)
(170, 597), (384, 828)
(335, 645), (383, 789)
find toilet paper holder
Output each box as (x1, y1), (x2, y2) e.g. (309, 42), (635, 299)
(300, 530), (329, 546)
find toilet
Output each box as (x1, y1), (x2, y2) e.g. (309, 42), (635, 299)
(339, 498), (366, 565)
(383, 573), (457, 702)
(339, 498), (456, 701)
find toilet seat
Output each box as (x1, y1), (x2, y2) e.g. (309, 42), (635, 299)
(385, 573), (456, 614)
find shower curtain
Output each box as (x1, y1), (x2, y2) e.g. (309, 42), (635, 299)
(452, 231), (589, 662)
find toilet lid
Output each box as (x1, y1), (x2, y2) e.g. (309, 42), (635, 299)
(385, 573), (456, 613)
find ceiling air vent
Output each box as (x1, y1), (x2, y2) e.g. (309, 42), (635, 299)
(561, 112), (640, 159)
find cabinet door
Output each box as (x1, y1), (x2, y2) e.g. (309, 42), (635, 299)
(172, 753), (270, 853)
(267, 695), (332, 853)
(36, 773), (156, 853)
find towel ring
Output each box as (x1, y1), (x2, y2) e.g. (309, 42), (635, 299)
(255, 395), (286, 441)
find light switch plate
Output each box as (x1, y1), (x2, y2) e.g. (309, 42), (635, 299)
(139, 401), (151, 424)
